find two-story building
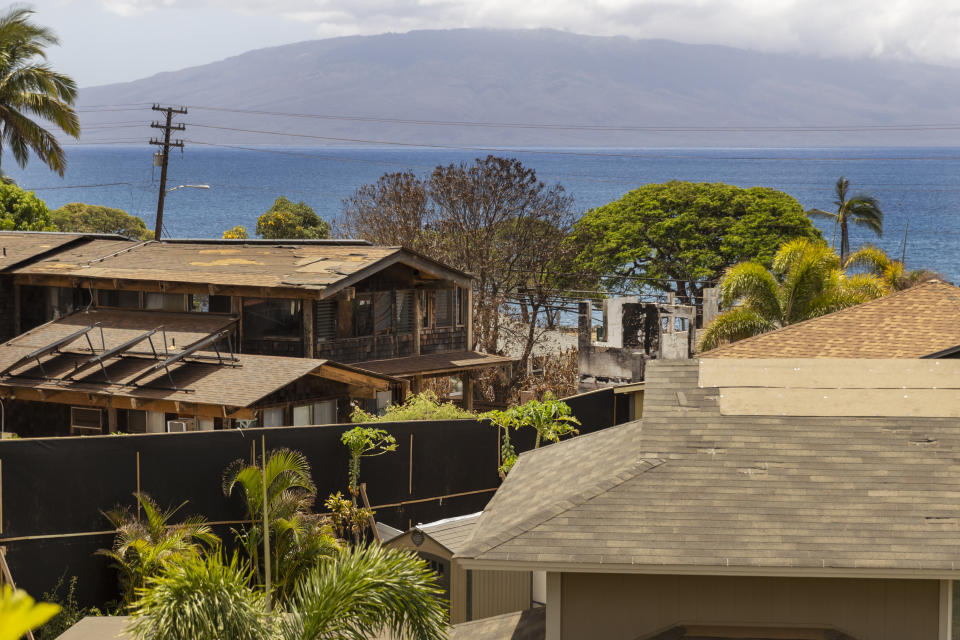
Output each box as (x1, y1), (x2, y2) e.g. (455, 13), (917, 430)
(0, 232), (512, 436)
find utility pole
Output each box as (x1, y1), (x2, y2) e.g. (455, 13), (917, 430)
(149, 104), (186, 241)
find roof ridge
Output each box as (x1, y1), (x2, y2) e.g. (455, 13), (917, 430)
(458, 428), (660, 558)
(702, 279), (959, 357)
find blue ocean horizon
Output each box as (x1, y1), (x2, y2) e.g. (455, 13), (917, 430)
(8, 144), (960, 282)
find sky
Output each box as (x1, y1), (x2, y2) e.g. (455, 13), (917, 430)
(25, 0), (960, 87)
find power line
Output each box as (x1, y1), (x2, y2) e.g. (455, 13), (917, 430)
(149, 104), (187, 241)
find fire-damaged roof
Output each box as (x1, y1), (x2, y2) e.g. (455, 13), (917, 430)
(0, 309), (398, 419)
(359, 351), (515, 377)
(11, 238), (472, 297)
(0, 231), (127, 271)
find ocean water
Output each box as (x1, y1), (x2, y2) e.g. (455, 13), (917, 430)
(8, 145), (960, 282)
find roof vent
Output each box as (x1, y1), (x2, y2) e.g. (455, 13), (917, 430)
(909, 437), (938, 447)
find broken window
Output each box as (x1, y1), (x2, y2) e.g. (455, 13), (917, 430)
(190, 294), (231, 313)
(354, 294), (374, 337)
(315, 299), (337, 341)
(97, 289), (140, 309)
(242, 298), (302, 341)
(144, 292), (187, 312)
(396, 290), (415, 334)
(374, 291), (393, 334)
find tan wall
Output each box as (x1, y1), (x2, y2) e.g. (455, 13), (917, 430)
(559, 573), (940, 640)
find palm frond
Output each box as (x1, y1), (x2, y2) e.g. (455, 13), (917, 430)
(698, 308), (777, 351)
(717, 261), (781, 321)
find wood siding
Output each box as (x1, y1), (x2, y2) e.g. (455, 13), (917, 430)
(560, 573), (940, 640)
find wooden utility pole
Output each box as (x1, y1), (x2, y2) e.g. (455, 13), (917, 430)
(149, 104), (186, 240)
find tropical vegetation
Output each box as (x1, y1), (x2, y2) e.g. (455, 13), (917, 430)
(350, 390), (477, 422)
(52, 203), (152, 240)
(485, 392), (580, 476)
(0, 6), (80, 177)
(698, 239), (887, 350)
(256, 196), (330, 239)
(570, 180), (822, 304)
(340, 426), (397, 499)
(0, 182), (52, 230)
(805, 176), (883, 264)
(844, 244), (943, 291)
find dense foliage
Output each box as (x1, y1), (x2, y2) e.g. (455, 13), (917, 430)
(0, 6), (79, 176)
(0, 183), (52, 230)
(51, 203), (152, 240)
(699, 239), (886, 350)
(570, 180), (822, 303)
(350, 390), (477, 423)
(845, 245), (943, 290)
(256, 196), (330, 239)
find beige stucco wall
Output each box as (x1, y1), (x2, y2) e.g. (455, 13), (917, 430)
(559, 573), (940, 640)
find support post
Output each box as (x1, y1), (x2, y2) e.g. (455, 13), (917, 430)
(303, 301), (315, 358)
(546, 572), (562, 640)
(413, 290), (422, 355)
(462, 371), (474, 411)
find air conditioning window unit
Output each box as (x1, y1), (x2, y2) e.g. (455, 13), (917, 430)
(166, 418), (197, 433)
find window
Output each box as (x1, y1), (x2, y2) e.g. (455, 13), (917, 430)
(435, 289), (454, 327)
(70, 407), (102, 435)
(190, 294), (231, 313)
(292, 400), (337, 426)
(396, 290), (415, 334)
(242, 298), (302, 341)
(145, 292), (187, 312)
(354, 294), (374, 337)
(119, 409), (147, 433)
(455, 287), (467, 326)
(376, 390), (392, 416)
(374, 292), (393, 334)
(315, 300), (337, 340)
(97, 289), (140, 309)
(262, 407), (285, 427)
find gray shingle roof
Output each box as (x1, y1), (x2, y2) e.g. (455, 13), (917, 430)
(459, 359), (960, 574)
(417, 512), (482, 553)
(448, 608), (545, 640)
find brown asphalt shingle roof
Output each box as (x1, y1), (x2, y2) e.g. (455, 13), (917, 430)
(460, 359), (960, 574)
(0, 231), (126, 271)
(702, 279), (960, 358)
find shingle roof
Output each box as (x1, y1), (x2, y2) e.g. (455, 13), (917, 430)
(0, 231), (126, 271)
(459, 359), (960, 574)
(0, 309), (393, 409)
(703, 280), (960, 358)
(13, 239), (471, 294)
(417, 512), (482, 553)
(448, 608), (545, 640)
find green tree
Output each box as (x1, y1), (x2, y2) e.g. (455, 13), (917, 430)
(350, 390), (477, 423)
(96, 492), (218, 607)
(222, 448), (339, 602)
(0, 7), (79, 176)
(51, 203), (152, 240)
(339, 426), (397, 500)
(699, 239), (886, 350)
(485, 393), (580, 476)
(256, 197), (330, 239)
(806, 176), (883, 264)
(570, 181), (822, 304)
(0, 183), (52, 230)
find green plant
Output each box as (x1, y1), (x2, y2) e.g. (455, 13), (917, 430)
(806, 176), (883, 264)
(699, 238), (887, 350)
(350, 390), (476, 423)
(280, 545), (447, 640)
(0, 586), (60, 640)
(35, 574), (103, 640)
(339, 426), (397, 499)
(222, 225), (249, 239)
(0, 6), (79, 177)
(0, 183), (53, 231)
(324, 492), (374, 543)
(222, 448), (340, 602)
(97, 493), (218, 607)
(256, 196), (330, 239)
(844, 245), (944, 291)
(128, 552), (270, 640)
(51, 202), (152, 240)
(485, 393), (580, 476)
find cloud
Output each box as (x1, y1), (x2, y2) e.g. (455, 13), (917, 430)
(98, 0), (960, 66)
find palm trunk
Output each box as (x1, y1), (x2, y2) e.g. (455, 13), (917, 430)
(841, 222), (850, 265)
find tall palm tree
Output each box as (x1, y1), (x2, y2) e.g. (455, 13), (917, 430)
(805, 176), (883, 264)
(0, 6), (79, 177)
(699, 238), (886, 350)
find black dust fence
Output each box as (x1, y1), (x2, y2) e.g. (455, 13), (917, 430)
(563, 387), (616, 429)
(0, 412), (611, 606)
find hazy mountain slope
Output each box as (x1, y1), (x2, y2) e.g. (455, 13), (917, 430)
(77, 29), (960, 147)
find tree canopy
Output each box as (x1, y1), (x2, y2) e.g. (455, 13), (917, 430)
(256, 197), (330, 239)
(570, 180), (822, 303)
(51, 203), (152, 240)
(806, 176), (883, 264)
(0, 7), (79, 176)
(0, 183), (52, 230)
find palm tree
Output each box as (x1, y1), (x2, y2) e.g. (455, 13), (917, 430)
(805, 176), (883, 264)
(845, 245), (945, 291)
(0, 6), (80, 176)
(699, 239), (886, 350)
(281, 545), (447, 640)
(222, 448), (339, 601)
(97, 493), (218, 606)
